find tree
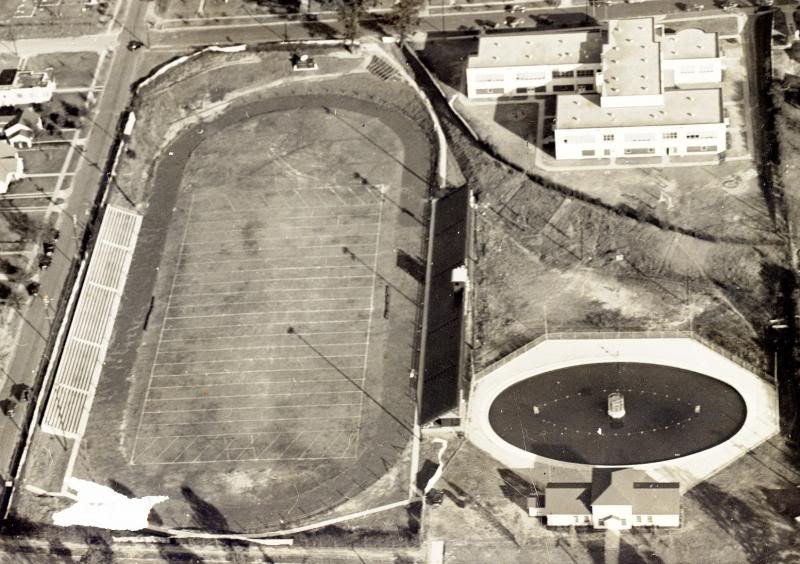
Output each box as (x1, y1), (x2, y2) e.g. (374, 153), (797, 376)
(388, 0), (425, 44)
(331, 0), (375, 48)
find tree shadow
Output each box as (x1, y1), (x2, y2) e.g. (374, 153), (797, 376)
(180, 486), (230, 533)
(497, 468), (536, 512)
(688, 481), (787, 561)
(396, 249), (426, 283)
(108, 479), (164, 526)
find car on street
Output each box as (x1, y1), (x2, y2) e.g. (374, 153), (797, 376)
(38, 255), (52, 270)
(43, 241), (55, 256)
(127, 40), (145, 51)
(25, 281), (40, 297)
(506, 16), (523, 27)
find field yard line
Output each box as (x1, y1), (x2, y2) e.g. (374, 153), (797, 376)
(143, 402), (362, 415)
(130, 195), (195, 464)
(162, 319), (371, 331)
(132, 454), (357, 466)
(179, 252), (376, 267)
(151, 378), (366, 389)
(167, 297), (370, 309)
(188, 203), (381, 217)
(159, 329), (368, 341)
(139, 414), (361, 428)
(151, 366), (365, 378)
(156, 342), (368, 355)
(182, 234), (377, 245)
(153, 353), (363, 366)
(136, 429), (345, 440)
(187, 205), (379, 218)
(172, 274), (374, 288)
(164, 307), (371, 321)
(169, 288), (373, 299)
(147, 390), (363, 402)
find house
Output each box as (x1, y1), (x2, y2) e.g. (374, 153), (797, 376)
(0, 69), (56, 106)
(0, 143), (23, 194)
(3, 108), (42, 149)
(538, 468), (680, 529)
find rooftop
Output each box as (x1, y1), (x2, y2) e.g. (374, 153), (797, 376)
(661, 28), (719, 60)
(545, 469), (680, 516)
(0, 70), (49, 90)
(468, 30), (604, 68)
(601, 18), (661, 98)
(544, 482), (592, 515)
(555, 89), (723, 129)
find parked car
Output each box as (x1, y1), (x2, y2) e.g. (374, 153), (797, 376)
(43, 241), (55, 256)
(39, 255), (52, 270)
(127, 40), (144, 51)
(506, 16), (523, 27)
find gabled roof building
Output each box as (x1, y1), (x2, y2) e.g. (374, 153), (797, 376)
(535, 468), (680, 529)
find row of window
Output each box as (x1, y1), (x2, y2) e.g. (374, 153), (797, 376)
(570, 515), (656, 524)
(598, 132), (712, 142)
(478, 69), (597, 82)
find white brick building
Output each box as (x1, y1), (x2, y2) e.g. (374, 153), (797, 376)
(465, 18), (727, 161)
(0, 69), (55, 107)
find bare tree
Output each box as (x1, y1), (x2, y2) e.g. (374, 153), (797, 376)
(388, 0), (425, 44)
(330, 0), (375, 48)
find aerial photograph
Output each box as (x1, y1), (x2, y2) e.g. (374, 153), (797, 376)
(0, 0), (796, 561)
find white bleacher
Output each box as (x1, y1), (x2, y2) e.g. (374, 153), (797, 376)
(41, 205), (142, 439)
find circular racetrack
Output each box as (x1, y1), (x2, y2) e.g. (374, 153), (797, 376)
(488, 362), (747, 465)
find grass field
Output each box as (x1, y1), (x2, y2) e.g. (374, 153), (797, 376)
(130, 180), (385, 466)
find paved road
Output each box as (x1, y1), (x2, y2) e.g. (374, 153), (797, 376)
(145, 0), (763, 47)
(0, 0), (151, 504)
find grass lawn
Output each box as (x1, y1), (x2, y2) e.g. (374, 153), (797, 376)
(18, 145), (70, 175)
(25, 51), (99, 89)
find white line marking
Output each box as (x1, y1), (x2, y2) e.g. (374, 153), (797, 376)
(146, 390), (363, 401)
(152, 354), (365, 367)
(165, 307), (371, 321)
(150, 377), (366, 389)
(131, 196), (195, 463)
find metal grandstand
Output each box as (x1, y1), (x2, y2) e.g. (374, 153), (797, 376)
(41, 205), (142, 439)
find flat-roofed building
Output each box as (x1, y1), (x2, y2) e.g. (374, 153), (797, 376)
(465, 20), (722, 101)
(465, 31), (604, 98)
(555, 89), (726, 159)
(0, 69), (56, 106)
